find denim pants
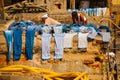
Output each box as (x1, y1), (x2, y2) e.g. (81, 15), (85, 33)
(53, 33), (65, 60)
(3, 30), (13, 61)
(13, 30), (22, 60)
(41, 33), (52, 60)
(25, 30), (35, 60)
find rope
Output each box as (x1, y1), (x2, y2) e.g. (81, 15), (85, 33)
(0, 64), (89, 80)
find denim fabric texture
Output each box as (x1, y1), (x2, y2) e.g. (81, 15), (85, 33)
(93, 8), (97, 16)
(25, 30), (35, 60)
(13, 30), (22, 60)
(69, 24), (80, 32)
(3, 30), (13, 61)
(99, 26), (110, 32)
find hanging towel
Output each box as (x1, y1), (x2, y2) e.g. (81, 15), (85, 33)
(78, 32), (89, 48)
(41, 33), (52, 60)
(13, 30), (22, 60)
(100, 32), (111, 42)
(3, 30), (13, 61)
(53, 33), (65, 60)
(64, 33), (77, 48)
(25, 30), (35, 60)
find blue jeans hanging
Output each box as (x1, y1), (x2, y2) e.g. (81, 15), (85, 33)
(13, 30), (22, 60)
(3, 30), (13, 61)
(25, 30), (35, 60)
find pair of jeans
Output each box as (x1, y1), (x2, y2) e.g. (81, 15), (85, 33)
(53, 33), (65, 60)
(93, 8), (97, 16)
(41, 33), (52, 60)
(13, 30), (22, 60)
(86, 8), (93, 16)
(25, 30), (35, 60)
(3, 30), (13, 61)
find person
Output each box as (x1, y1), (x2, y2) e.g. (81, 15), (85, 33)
(71, 11), (79, 24)
(78, 13), (87, 25)
(41, 14), (61, 25)
(71, 11), (87, 25)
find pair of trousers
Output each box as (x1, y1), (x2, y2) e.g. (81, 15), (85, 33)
(41, 33), (52, 60)
(25, 30), (35, 60)
(3, 30), (13, 61)
(64, 33), (77, 48)
(78, 32), (89, 48)
(53, 33), (65, 60)
(13, 30), (22, 60)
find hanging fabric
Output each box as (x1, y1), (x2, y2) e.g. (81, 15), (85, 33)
(25, 30), (35, 60)
(13, 30), (22, 60)
(78, 32), (89, 48)
(41, 33), (52, 60)
(3, 30), (13, 61)
(53, 33), (65, 60)
(64, 33), (77, 48)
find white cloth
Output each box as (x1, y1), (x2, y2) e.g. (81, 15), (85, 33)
(78, 32), (89, 48)
(53, 25), (63, 34)
(97, 8), (102, 16)
(53, 33), (65, 59)
(79, 26), (88, 33)
(102, 7), (107, 16)
(88, 27), (97, 39)
(100, 32), (111, 42)
(41, 33), (52, 60)
(64, 33), (77, 48)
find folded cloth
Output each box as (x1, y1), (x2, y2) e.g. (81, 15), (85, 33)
(78, 32), (89, 48)
(64, 33), (77, 48)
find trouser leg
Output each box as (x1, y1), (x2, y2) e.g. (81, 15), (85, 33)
(41, 33), (51, 60)
(53, 33), (65, 60)
(25, 30), (35, 60)
(3, 30), (13, 61)
(13, 30), (22, 60)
